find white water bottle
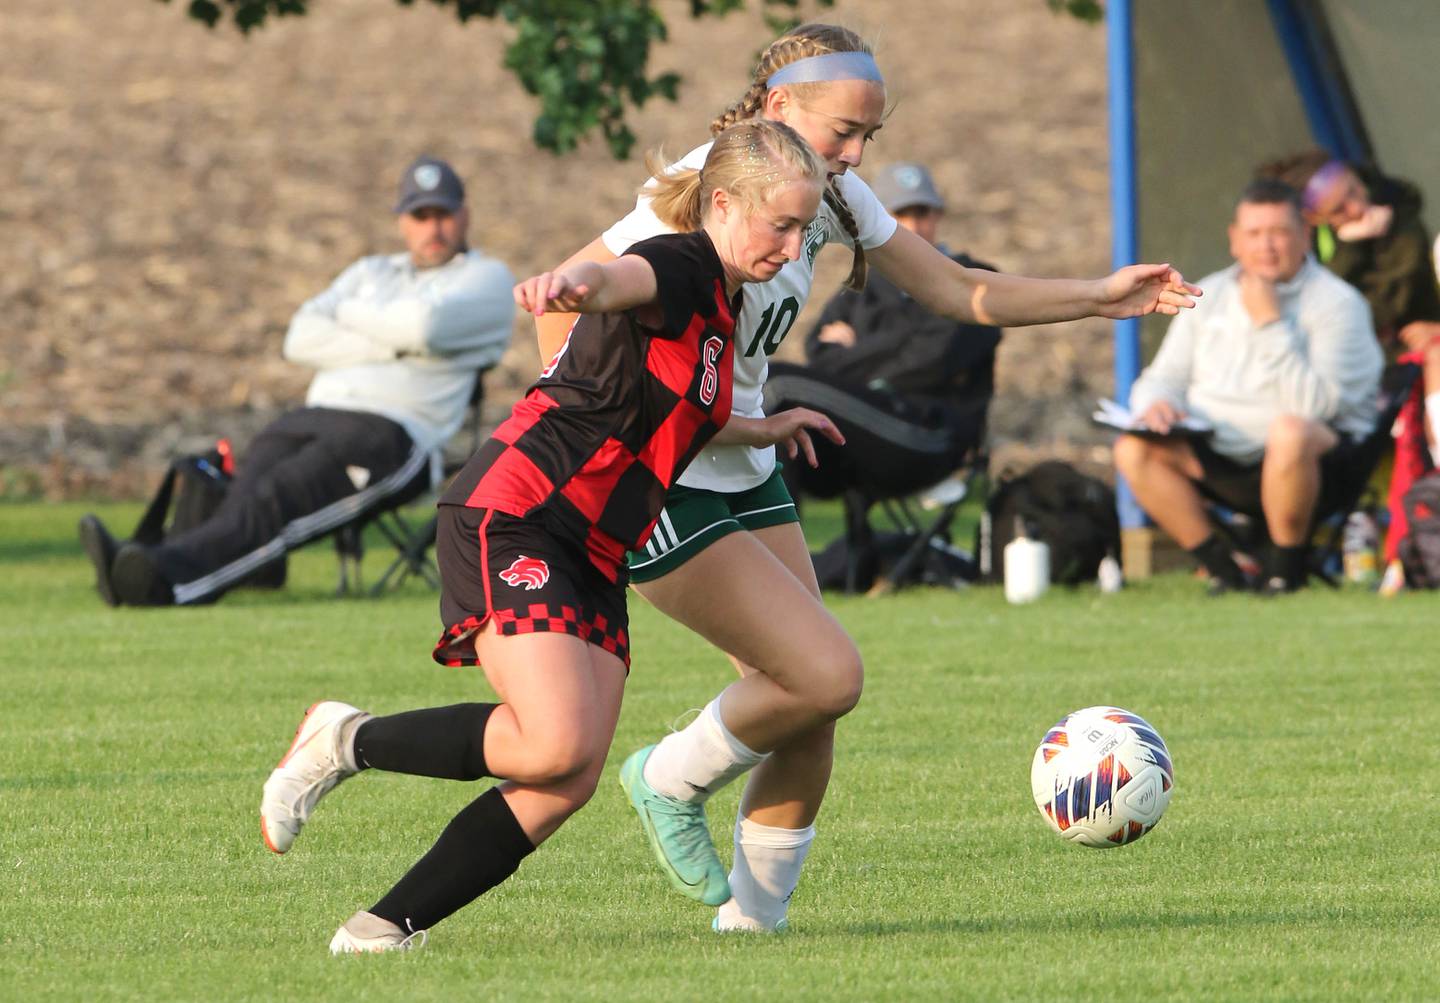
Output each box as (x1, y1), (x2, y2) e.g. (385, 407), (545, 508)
(1097, 550), (1124, 593)
(1004, 517), (1050, 604)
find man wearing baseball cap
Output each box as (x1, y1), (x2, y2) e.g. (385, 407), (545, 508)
(79, 156), (516, 607)
(868, 161), (946, 238)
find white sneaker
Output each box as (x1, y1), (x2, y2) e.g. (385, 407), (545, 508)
(260, 701), (367, 854)
(329, 911), (427, 955)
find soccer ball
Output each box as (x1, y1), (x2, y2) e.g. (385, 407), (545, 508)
(1030, 705), (1174, 847)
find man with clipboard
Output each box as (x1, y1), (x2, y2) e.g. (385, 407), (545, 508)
(1113, 180), (1382, 595)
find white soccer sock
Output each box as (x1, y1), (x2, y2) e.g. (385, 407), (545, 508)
(1426, 392), (1440, 467)
(716, 817), (815, 931)
(642, 698), (766, 804)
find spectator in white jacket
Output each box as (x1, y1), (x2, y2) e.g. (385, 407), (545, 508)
(79, 156), (516, 607)
(1115, 178), (1382, 594)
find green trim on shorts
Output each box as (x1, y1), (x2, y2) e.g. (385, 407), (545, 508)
(627, 466), (798, 582)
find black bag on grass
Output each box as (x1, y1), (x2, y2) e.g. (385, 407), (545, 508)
(1398, 471), (1440, 588)
(132, 442), (286, 588)
(132, 447), (229, 545)
(978, 461), (1119, 585)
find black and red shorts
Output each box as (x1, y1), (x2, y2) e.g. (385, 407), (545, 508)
(432, 505), (631, 669)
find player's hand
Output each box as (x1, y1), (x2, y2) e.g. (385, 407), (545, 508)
(514, 271), (592, 317)
(816, 321), (858, 348)
(1399, 320), (1440, 354)
(1140, 400), (1185, 434)
(1335, 203), (1393, 241)
(756, 408), (845, 467)
(1097, 264), (1202, 319)
(1237, 270), (1282, 327)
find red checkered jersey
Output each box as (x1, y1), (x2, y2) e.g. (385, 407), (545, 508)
(441, 230), (739, 579)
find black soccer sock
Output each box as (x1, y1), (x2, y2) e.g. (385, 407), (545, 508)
(1267, 544), (1309, 589)
(353, 703), (495, 780)
(370, 786), (535, 932)
(1189, 534), (1246, 586)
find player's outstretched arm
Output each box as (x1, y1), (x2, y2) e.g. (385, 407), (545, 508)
(514, 256), (658, 318)
(869, 224), (1201, 328)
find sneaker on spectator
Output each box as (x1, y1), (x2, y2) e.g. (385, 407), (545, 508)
(78, 515), (122, 607)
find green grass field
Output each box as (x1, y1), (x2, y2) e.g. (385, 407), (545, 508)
(2, 500), (1437, 1002)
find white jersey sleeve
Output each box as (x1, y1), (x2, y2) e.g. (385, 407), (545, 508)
(830, 169), (899, 250)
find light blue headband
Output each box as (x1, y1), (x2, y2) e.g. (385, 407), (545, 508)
(766, 51), (884, 89)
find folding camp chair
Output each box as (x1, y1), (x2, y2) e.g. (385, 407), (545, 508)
(333, 367), (492, 596)
(1208, 361), (1421, 586)
(764, 361), (993, 595)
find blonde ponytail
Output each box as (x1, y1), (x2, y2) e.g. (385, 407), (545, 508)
(645, 152), (706, 233)
(644, 120), (827, 234)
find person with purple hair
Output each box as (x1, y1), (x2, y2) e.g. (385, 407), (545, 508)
(1262, 152), (1440, 456)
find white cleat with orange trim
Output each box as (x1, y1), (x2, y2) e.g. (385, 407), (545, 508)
(260, 700), (367, 854)
(329, 911), (427, 955)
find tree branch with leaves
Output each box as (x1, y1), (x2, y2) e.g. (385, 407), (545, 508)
(161, 0), (833, 158)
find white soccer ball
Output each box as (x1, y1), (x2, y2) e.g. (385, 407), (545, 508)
(1030, 705), (1174, 848)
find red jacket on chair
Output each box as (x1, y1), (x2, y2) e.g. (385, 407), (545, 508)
(1386, 351), (1432, 562)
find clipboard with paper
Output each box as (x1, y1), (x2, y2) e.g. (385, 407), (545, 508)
(1092, 398), (1213, 440)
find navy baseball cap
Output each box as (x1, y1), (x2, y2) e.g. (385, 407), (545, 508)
(394, 156), (465, 215)
(871, 162), (944, 214)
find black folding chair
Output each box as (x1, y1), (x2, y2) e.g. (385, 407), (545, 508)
(333, 368), (492, 596)
(764, 362), (992, 594)
(1209, 362), (1421, 586)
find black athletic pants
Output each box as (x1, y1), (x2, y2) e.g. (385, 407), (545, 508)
(155, 408), (429, 604)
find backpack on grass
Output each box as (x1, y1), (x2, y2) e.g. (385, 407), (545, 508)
(1397, 471), (1440, 588)
(132, 441), (285, 588)
(132, 444), (230, 545)
(978, 460), (1119, 585)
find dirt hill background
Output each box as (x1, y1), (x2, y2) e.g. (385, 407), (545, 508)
(1, 0), (1118, 500)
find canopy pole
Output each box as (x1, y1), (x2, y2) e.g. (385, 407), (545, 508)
(1108, 0), (1146, 531)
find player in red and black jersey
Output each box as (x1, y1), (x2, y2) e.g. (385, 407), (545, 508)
(427, 228), (739, 673)
(258, 119), (839, 952)
(444, 226), (740, 589)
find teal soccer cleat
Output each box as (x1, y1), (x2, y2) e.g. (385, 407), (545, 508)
(619, 745), (730, 906)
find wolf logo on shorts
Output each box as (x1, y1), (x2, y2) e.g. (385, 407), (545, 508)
(499, 555), (550, 590)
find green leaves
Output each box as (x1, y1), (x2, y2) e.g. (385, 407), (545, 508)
(1045, 0), (1103, 23)
(158, 0), (834, 157)
(170, 0), (308, 33)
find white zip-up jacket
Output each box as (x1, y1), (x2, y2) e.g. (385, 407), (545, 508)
(283, 249), (515, 455)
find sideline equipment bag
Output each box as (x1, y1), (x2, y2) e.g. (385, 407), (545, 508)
(131, 441), (286, 587)
(132, 444), (232, 544)
(978, 460), (1119, 585)
(1397, 471), (1440, 588)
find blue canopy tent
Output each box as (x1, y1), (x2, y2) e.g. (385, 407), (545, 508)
(1107, 0), (1438, 533)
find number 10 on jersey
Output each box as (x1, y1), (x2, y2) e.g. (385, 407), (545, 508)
(743, 296), (800, 358)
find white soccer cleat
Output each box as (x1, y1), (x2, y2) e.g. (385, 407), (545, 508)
(712, 914), (790, 934)
(260, 700), (367, 854)
(329, 911), (427, 955)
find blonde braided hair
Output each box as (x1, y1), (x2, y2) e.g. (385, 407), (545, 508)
(711, 23), (877, 290)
